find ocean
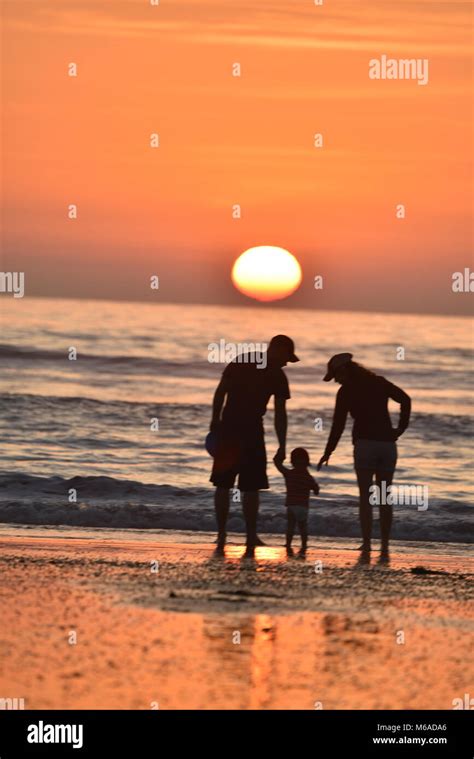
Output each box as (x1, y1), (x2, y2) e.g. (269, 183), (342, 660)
(0, 297), (472, 543)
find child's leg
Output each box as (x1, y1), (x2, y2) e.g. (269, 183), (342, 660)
(286, 509), (296, 548)
(298, 519), (308, 552)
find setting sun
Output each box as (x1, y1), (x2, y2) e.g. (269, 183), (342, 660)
(231, 246), (302, 302)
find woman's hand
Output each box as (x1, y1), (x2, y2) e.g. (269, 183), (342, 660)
(317, 454), (330, 471)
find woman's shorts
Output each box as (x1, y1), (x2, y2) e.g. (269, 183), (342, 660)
(287, 505), (308, 523)
(353, 439), (397, 473)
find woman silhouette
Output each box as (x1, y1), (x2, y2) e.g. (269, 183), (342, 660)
(318, 353), (411, 561)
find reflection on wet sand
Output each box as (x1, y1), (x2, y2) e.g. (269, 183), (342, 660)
(203, 615), (277, 709)
(0, 535), (471, 709)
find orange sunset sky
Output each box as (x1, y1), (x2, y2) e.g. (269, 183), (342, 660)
(2, 0), (472, 314)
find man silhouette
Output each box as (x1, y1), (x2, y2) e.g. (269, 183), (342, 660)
(209, 335), (299, 555)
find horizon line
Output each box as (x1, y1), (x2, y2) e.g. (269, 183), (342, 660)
(5, 293), (472, 321)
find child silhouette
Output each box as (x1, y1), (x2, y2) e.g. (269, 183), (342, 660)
(273, 448), (319, 557)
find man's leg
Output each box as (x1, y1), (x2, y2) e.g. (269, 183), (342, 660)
(215, 487), (230, 548)
(355, 468), (374, 551)
(242, 491), (259, 548)
(376, 470), (393, 556)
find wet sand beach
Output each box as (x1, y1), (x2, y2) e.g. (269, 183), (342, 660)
(0, 527), (472, 710)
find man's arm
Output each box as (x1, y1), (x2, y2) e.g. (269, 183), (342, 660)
(210, 377), (228, 431)
(274, 396), (287, 462)
(387, 382), (411, 437)
(317, 388), (349, 469)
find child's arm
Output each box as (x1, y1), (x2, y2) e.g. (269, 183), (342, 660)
(310, 476), (320, 495)
(273, 454), (290, 475)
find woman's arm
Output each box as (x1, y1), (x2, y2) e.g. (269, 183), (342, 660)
(387, 382), (411, 437)
(317, 388), (349, 469)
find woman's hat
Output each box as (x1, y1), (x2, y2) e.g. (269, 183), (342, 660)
(323, 352), (353, 381)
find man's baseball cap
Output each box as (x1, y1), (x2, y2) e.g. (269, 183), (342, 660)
(323, 352), (353, 381)
(269, 335), (299, 362)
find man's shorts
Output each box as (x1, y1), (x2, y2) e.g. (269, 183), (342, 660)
(210, 422), (268, 491)
(353, 439), (397, 473)
(287, 505), (308, 523)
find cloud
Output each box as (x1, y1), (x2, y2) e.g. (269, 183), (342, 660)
(4, 0), (471, 56)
